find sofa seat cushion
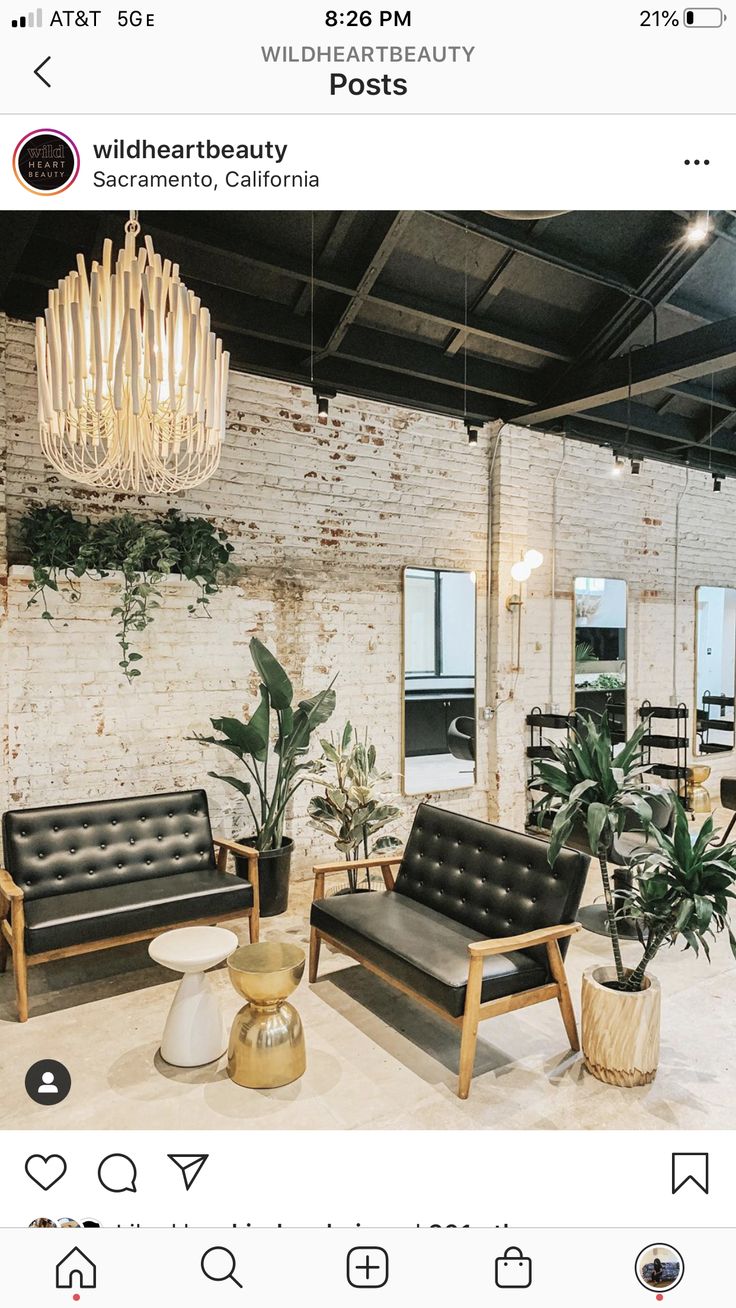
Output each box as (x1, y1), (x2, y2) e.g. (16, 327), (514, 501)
(24, 869), (253, 955)
(310, 891), (549, 1019)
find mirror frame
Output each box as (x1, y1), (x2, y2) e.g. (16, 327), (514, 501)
(693, 583), (736, 759)
(572, 575), (629, 739)
(401, 565), (478, 797)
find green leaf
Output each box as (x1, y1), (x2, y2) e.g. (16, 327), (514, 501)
(207, 771), (252, 800)
(586, 802), (609, 856)
(210, 715), (267, 760)
(249, 637), (293, 710)
(548, 807), (577, 866)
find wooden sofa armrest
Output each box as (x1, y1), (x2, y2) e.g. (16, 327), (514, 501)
(214, 836), (259, 866)
(0, 867), (23, 906)
(468, 921), (581, 959)
(213, 836), (260, 925)
(312, 853), (403, 897)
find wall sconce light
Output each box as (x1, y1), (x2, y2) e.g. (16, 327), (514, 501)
(611, 453), (626, 477)
(312, 385), (336, 418)
(713, 474), (723, 492)
(631, 458), (642, 475)
(465, 420), (480, 445)
(506, 547), (544, 615)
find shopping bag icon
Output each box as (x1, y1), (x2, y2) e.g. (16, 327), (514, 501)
(495, 1246), (532, 1288)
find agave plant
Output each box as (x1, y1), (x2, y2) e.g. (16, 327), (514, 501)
(619, 799), (736, 991)
(532, 711), (654, 986)
(191, 637), (336, 852)
(308, 722), (402, 891)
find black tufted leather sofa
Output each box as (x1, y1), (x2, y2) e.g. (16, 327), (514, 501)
(309, 802), (589, 1098)
(0, 789), (259, 1021)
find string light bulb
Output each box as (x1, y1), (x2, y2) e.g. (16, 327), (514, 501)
(686, 212), (711, 245)
(511, 559), (532, 583)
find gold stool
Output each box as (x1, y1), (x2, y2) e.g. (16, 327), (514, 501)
(686, 764), (712, 815)
(226, 942), (306, 1088)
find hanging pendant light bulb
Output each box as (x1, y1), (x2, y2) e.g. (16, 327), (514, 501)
(34, 210), (230, 493)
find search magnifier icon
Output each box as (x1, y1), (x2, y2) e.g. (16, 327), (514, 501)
(201, 1246), (243, 1289)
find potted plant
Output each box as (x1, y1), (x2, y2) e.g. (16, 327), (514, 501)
(535, 712), (736, 1085)
(192, 637), (336, 916)
(534, 711), (654, 987)
(582, 800), (736, 1085)
(308, 722), (402, 892)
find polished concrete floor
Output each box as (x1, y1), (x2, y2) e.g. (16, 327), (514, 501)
(2, 862), (735, 1131)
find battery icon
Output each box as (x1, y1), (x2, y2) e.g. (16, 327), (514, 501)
(684, 7), (724, 23)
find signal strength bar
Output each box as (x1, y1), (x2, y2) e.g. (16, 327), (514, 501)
(11, 8), (43, 26)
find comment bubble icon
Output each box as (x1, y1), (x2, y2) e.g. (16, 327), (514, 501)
(97, 1153), (138, 1194)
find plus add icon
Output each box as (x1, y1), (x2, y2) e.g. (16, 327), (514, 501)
(346, 1246), (390, 1289)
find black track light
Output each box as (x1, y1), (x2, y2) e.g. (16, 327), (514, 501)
(465, 420), (479, 445)
(631, 458), (642, 475)
(713, 474), (723, 492)
(312, 385), (336, 419)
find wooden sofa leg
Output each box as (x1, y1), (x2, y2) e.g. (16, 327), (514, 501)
(0, 926), (8, 974)
(12, 917), (29, 1023)
(547, 939), (579, 1051)
(309, 927), (321, 983)
(458, 955), (484, 1100)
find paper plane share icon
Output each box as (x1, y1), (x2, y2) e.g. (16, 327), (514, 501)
(168, 1153), (209, 1191)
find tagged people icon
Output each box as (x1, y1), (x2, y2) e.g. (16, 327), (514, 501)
(24, 1059), (72, 1106)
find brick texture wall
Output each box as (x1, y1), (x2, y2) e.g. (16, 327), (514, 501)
(490, 425), (736, 829)
(0, 314), (491, 872)
(2, 312), (734, 873)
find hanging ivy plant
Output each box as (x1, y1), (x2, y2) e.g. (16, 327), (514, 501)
(19, 507), (235, 683)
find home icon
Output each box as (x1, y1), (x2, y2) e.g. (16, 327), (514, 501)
(55, 1246), (97, 1289)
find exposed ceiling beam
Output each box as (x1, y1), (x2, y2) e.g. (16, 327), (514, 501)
(429, 211), (641, 296)
(512, 316), (736, 427)
(556, 400), (697, 448)
(367, 284), (571, 360)
(558, 416), (736, 477)
(310, 211), (412, 364)
(443, 216), (550, 358)
(216, 332), (501, 427)
(336, 326), (536, 406)
(578, 217), (720, 362)
(294, 211), (357, 315)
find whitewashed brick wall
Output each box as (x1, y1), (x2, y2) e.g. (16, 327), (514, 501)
(491, 425), (736, 829)
(0, 315), (490, 873)
(3, 312), (734, 871)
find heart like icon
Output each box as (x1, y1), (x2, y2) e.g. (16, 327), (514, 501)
(25, 1153), (67, 1191)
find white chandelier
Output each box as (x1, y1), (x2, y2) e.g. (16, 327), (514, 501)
(34, 211), (229, 494)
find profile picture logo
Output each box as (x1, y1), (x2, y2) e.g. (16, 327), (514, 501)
(13, 128), (80, 195)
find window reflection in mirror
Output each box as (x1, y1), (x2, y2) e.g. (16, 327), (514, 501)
(403, 567), (477, 795)
(695, 585), (736, 755)
(574, 577), (627, 742)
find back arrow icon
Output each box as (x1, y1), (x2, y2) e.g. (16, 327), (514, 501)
(34, 56), (51, 88)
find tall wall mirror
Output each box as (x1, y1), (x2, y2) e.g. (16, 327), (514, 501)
(574, 576), (627, 742)
(403, 567), (477, 794)
(695, 585), (736, 755)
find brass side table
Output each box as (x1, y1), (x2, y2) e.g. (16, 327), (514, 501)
(226, 942), (306, 1088)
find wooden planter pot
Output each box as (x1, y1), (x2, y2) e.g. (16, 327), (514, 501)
(581, 965), (661, 1087)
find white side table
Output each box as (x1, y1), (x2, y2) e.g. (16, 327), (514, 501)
(149, 925), (239, 1067)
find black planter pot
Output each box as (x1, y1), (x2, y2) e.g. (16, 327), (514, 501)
(234, 837), (294, 917)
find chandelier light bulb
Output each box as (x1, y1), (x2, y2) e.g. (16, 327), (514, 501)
(524, 548), (544, 570)
(34, 211), (230, 493)
(511, 559), (532, 583)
